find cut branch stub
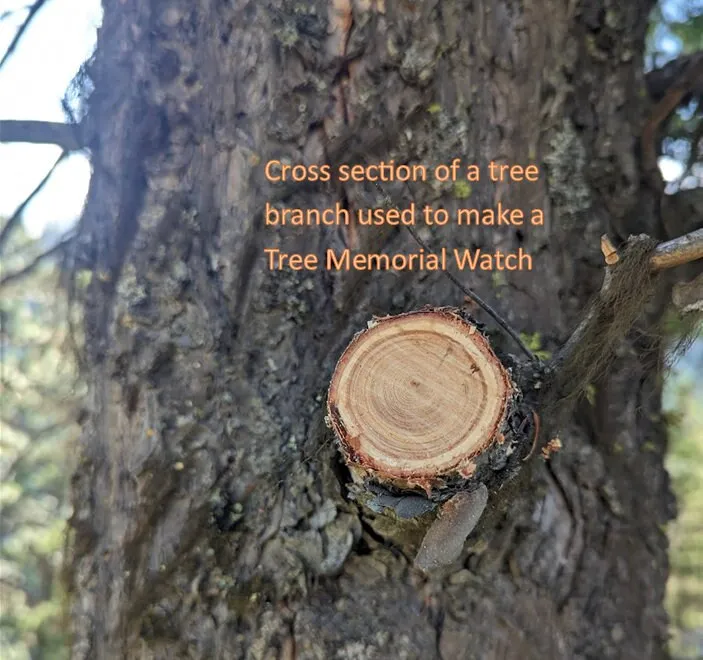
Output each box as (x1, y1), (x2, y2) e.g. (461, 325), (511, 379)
(327, 308), (514, 494)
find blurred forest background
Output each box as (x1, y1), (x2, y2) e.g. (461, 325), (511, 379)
(0, 1), (701, 658)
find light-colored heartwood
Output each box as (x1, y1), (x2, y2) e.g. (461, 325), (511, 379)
(328, 309), (513, 491)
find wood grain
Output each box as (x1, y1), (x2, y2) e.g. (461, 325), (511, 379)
(328, 309), (513, 492)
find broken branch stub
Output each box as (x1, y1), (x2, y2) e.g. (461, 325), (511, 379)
(327, 308), (516, 495)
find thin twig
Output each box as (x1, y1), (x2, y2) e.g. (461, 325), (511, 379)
(0, 234), (73, 288)
(372, 179), (536, 361)
(0, 150), (68, 252)
(404, 223), (536, 361)
(0, 0), (49, 71)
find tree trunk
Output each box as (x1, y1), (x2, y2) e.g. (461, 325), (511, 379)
(68, 1), (676, 658)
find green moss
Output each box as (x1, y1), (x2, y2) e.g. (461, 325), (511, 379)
(274, 23), (299, 47)
(585, 384), (596, 406)
(453, 180), (472, 199)
(492, 271), (507, 288)
(519, 331), (552, 361)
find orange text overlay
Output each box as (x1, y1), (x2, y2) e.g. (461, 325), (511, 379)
(264, 160), (540, 183)
(264, 247), (532, 272)
(265, 202), (544, 227)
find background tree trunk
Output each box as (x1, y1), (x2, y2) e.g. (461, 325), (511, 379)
(69, 0), (677, 658)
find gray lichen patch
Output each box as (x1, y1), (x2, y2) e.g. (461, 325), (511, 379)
(400, 41), (440, 87)
(318, 514), (358, 576)
(543, 118), (591, 223)
(310, 499), (338, 529)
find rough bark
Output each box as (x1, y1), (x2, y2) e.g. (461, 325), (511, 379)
(68, 1), (677, 658)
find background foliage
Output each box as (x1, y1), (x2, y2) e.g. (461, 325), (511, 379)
(0, 226), (81, 659)
(665, 353), (703, 659)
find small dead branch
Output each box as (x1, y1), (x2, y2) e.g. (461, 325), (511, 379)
(0, 120), (84, 151)
(645, 51), (703, 103)
(601, 229), (703, 272)
(650, 228), (703, 271)
(551, 229), (703, 410)
(600, 234), (619, 265)
(0, 0), (49, 71)
(551, 236), (658, 405)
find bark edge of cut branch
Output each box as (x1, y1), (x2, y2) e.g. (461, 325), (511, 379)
(327, 307), (525, 495)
